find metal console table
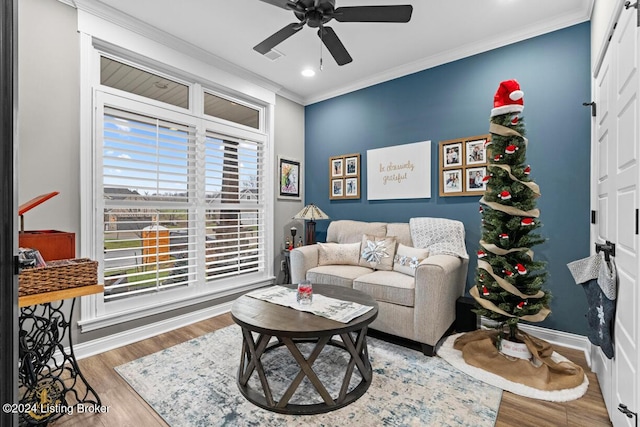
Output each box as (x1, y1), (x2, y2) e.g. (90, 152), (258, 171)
(18, 285), (103, 426)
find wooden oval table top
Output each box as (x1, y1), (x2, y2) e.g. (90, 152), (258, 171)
(231, 284), (379, 338)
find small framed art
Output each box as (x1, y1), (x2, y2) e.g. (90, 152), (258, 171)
(331, 178), (344, 198)
(329, 153), (360, 199)
(439, 134), (490, 197)
(443, 169), (463, 193)
(278, 156), (301, 200)
(466, 166), (487, 192)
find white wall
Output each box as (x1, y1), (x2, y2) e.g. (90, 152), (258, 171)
(273, 95), (305, 284)
(18, 0), (79, 240)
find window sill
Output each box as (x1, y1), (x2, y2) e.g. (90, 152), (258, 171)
(78, 276), (274, 332)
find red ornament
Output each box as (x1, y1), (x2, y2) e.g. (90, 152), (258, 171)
(477, 250), (487, 258)
(524, 165), (531, 175)
(499, 233), (509, 240)
(479, 205), (484, 213)
(511, 115), (519, 125)
(505, 144), (519, 154)
(482, 174), (491, 183)
(482, 286), (490, 296)
(494, 154), (503, 162)
(521, 218), (534, 226)
(516, 263), (527, 275)
(503, 269), (514, 277)
(516, 301), (527, 310)
(499, 190), (511, 200)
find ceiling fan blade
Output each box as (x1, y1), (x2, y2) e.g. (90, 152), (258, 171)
(254, 22), (304, 55)
(333, 5), (413, 23)
(317, 26), (352, 66)
(257, 0), (298, 10)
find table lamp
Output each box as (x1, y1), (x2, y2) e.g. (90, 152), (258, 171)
(292, 204), (330, 245)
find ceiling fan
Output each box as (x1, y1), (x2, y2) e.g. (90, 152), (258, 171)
(254, 0), (413, 66)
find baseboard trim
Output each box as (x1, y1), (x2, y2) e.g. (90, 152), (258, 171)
(518, 323), (592, 367)
(73, 301), (233, 360)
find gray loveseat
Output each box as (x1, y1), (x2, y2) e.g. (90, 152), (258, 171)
(290, 219), (469, 355)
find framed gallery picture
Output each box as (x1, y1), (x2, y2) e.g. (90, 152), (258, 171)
(443, 169), (463, 193)
(466, 166), (487, 192)
(442, 142), (462, 167)
(466, 139), (487, 165)
(345, 155), (359, 176)
(331, 158), (343, 177)
(278, 156), (301, 200)
(439, 134), (490, 197)
(331, 179), (344, 198)
(345, 177), (359, 198)
(329, 153), (360, 199)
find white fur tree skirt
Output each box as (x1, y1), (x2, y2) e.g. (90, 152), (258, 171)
(437, 333), (589, 402)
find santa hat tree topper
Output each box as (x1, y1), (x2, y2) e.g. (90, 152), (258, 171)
(491, 79), (524, 117)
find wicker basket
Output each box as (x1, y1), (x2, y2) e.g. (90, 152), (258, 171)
(19, 258), (98, 297)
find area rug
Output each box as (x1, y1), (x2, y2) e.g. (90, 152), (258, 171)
(438, 333), (589, 402)
(115, 326), (502, 426)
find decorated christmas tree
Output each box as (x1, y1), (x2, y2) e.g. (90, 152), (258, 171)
(471, 80), (551, 342)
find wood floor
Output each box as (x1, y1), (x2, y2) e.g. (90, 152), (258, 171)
(49, 313), (612, 427)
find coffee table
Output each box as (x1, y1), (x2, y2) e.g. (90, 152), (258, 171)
(231, 284), (378, 415)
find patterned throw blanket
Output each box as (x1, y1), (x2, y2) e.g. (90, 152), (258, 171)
(409, 217), (469, 259)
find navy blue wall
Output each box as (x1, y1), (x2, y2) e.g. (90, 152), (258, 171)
(304, 23), (591, 336)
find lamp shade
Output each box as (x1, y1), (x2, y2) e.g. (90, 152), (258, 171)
(292, 204), (329, 245)
(292, 204), (330, 221)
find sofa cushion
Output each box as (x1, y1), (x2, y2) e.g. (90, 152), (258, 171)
(326, 220), (387, 244)
(317, 242), (361, 266)
(393, 244), (430, 277)
(386, 223), (413, 247)
(353, 271), (415, 307)
(359, 234), (397, 271)
(307, 265), (374, 287)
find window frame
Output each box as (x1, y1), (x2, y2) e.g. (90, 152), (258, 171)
(79, 43), (275, 331)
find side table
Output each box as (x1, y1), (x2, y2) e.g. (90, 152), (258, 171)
(18, 285), (104, 426)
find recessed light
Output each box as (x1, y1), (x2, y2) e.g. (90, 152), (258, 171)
(301, 68), (315, 77)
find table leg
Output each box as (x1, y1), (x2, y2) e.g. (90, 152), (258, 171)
(18, 298), (101, 425)
(277, 336), (333, 408)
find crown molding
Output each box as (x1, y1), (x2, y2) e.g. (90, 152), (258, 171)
(302, 6), (592, 105)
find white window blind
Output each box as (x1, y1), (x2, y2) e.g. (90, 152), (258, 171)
(101, 107), (267, 303)
(204, 133), (265, 279)
(103, 107), (197, 300)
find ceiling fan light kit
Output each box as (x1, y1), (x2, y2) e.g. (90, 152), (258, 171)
(255, 0), (413, 66)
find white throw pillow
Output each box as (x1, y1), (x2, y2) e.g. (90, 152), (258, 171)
(359, 234), (397, 271)
(393, 244), (429, 276)
(317, 242), (362, 266)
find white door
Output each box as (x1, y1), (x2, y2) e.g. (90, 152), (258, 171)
(592, 4), (639, 426)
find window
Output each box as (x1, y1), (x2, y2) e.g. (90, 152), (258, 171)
(90, 57), (271, 321)
(204, 92), (260, 129)
(101, 56), (189, 109)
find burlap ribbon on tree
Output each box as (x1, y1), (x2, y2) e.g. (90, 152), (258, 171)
(453, 329), (585, 391)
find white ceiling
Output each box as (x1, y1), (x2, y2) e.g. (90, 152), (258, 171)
(85, 0), (593, 105)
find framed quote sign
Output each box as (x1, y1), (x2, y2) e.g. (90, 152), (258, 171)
(439, 134), (491, 197)
(366, 141), (431, 200)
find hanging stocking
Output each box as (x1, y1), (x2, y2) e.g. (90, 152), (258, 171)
(567, 253), (617, 359)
